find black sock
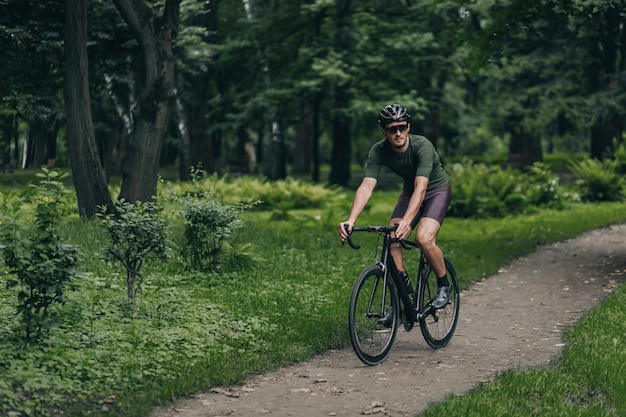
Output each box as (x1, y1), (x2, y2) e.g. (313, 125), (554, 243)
(437, 275), (450, 287)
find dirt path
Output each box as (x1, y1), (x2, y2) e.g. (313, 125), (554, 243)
(150, 224), (626, 417)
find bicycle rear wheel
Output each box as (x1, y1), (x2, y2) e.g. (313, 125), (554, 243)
(348, 266), (399, 366)
(418, 257), (460, 349)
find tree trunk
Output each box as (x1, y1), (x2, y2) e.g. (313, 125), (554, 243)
(64, 0), (113, 218)
(183, 0), (219, 177)
(422, 109), (439, 149)
(312, 93), (321, 182)
(590, 117), (619, 160)
(113, 0), (180, 202)
(234, 126), (257, 173)
(46, 119), (58, 167)
(243, 0), (285, 180)
(328, 0), (353, 187)
(262, 120), (286, 180)
(329, 96), (351, 186)
(294, 4), (322, 180)
(293, 101), (313, 176)
(26, 118), (47, 168)
(0, 115), (13, 169)
(508, 129), (542, 169)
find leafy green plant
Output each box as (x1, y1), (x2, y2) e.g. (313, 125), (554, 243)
(97, 199), (168, 304)
(181, 198), (246, 271)
(172, 167), (254, 272)
(160, 173), (343, 211)
(448, 160), (569, 218)
(0, 168), (79, 342)
(524, 162), (567, 208)
(612, 136), (626, 175)
(568, 157), (624, 202)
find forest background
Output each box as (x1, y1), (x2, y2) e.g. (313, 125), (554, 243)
(1, 0), (625, 215)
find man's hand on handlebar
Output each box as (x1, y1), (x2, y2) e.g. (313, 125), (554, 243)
(394, 219), (412, 241)
(339, 221), (353, 242)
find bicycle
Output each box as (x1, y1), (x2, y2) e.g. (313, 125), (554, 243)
(344, 224), (460, 366)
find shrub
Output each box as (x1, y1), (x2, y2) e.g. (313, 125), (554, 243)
(524, 163), (566, 209)
(181, 198), (246, 271)
(568, 157), (624, 202)
(448, 160), (568, 218)
(160, 173), (343, 212)
(612, 137), (626, 175)
(0, 169), (79, 342)
(169, 166), (256, 272)
(97, 199), (169, 304)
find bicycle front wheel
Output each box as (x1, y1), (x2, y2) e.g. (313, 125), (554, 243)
(348, 266), (399, 366)
(418, 257), (460, 349)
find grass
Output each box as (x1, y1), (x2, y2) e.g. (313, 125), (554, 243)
(0, 181), (625, 416)
(419, 284), (626, 417)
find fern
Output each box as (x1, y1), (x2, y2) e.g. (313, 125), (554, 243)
(568, 157), (624, 202)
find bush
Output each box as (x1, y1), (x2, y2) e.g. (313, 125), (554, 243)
(161, 173), (343, 211)
(612, 137), (626, 175)
(0, 169), (79, 342)
(568, 157), (624, 202)
(97, 199), (169, 304)
(168, 167), (256, 272)
(448, 160), (568, 218)
(181, 198), (247, 271)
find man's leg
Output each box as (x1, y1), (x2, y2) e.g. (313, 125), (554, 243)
(415, 217), (445, 278)
(389, 217), (405, 269)
(416, 217), (450, 309)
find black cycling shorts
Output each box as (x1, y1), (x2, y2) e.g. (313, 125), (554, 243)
(391, 182), (452, 228)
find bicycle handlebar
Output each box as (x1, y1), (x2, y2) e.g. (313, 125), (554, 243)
(343, 224), (414, 250)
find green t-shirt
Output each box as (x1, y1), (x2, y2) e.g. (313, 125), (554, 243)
(364, 134), (448, 192)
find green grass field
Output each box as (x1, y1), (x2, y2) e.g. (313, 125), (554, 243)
(0, 176), (625, 416)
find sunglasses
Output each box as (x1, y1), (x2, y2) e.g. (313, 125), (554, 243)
(385, 124), (409, 134)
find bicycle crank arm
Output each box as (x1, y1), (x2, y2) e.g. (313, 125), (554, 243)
(415, 306), (435, 322)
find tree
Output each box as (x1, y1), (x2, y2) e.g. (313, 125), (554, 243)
(113, 0), (181, 202)
(64, 0), (113, 217)
(328, 0), (353, 187)
(0, 0), (65, 170)
(442, 0), (626, 163)
(292, 1), (324, 180)
(177, 0), (220, 177)
(571, 0), (626, 159)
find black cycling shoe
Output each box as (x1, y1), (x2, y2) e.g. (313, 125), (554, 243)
(378, 308), (394, 328)
(431, 286), (451, 309)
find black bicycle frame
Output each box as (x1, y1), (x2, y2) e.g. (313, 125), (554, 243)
(380, 232), (419, 323)
(345, 224), (435, 323)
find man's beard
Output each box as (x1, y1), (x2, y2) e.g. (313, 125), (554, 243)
(391, 138), (406, 149)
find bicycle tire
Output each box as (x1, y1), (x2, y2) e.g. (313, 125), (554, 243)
(348, 265), (399, 366)
(418, 257), (460, 349)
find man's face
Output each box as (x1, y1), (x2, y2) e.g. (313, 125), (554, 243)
(383, 121), (410, 151)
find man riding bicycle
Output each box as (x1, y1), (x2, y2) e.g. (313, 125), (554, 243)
(338, 103), (452, 314)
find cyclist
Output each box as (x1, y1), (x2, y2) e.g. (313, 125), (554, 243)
(339, 103), (452, 317)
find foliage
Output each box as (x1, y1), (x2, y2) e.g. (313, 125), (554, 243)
(180, 198), (246, 272)
(568, 156), (625, 202)
(164, 167), (255, 272)
(612, 136), (626, 174)
(97, 199), (168, 304)
(0, 168), (78, 342)
(447, 160), (571, 218)
(162, 173), (343, 211)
